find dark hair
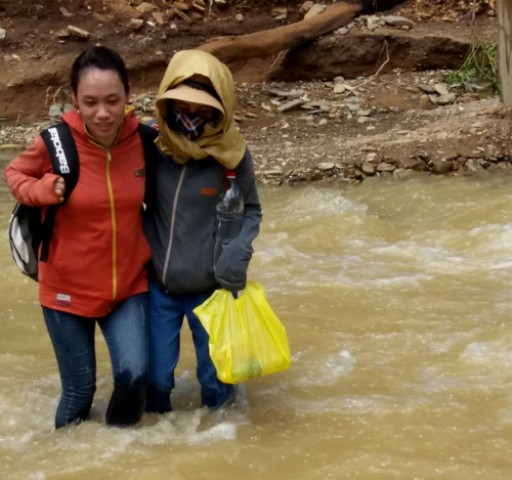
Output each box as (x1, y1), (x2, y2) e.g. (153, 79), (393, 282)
(70, 46), (130, 95)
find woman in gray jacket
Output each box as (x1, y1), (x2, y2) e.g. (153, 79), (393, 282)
(144, 49), (262, 412)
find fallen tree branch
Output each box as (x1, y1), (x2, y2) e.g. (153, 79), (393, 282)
(198, 2), (362, 64)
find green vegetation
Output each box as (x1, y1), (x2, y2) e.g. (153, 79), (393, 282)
(443, 41), (499, 94)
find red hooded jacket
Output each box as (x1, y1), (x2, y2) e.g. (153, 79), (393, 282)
(4, 109), (151, 317)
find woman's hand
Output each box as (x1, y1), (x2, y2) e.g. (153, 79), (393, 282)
(54, 177), (66, 203)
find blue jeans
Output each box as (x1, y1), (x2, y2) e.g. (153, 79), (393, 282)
(42, 293), (149, 428)
(146, 278), (233, 411)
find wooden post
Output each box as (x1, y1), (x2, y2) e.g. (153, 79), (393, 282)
(498, 0), (512, 104)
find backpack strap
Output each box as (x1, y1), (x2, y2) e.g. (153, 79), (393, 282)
(36, 122), (157, 263)
(138, 123), (160, 211)
(39, 123), (80, 262)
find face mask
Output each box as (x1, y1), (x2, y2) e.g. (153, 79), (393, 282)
(171, 111), (210, 140)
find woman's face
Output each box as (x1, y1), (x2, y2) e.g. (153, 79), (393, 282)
(72, 67), (128, 147)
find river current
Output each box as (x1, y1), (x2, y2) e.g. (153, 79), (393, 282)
(1, 157), (512, 479)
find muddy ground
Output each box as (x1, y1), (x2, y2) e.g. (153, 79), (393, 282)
(0, 0), (510, 184)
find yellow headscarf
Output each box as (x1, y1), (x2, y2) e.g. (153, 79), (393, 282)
(155, 49), (246, 169)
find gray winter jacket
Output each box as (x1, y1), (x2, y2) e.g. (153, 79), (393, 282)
(144, 148), (261, 294)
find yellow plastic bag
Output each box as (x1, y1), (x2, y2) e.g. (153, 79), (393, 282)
(193, 281), (291, 384)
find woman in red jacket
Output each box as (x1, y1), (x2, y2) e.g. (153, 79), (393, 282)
(4, 46), (151, 428)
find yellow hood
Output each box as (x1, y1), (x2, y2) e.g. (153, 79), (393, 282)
(155, 49), (246, 169)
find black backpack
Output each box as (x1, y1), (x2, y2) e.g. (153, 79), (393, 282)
(8, 122), (159, 281)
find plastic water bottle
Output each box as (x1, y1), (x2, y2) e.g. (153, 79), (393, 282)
(216, 170), (244, 241)
(214, 170), (244, 266)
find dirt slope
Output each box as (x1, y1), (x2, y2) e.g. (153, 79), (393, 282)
(0, 0), (495, 122)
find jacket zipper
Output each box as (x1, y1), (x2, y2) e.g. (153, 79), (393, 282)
(84, 125), (121, 304)
(162, 165), (187, 284)
(105, 149), (118, 300)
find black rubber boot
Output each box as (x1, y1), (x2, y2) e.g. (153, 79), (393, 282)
(145, 384), (172, 414)
(105, 385), (146, 426)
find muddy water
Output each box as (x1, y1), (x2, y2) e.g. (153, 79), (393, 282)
(2, 153), (512, 479)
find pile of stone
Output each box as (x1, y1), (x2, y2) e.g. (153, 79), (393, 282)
(399, 0), (495, 22)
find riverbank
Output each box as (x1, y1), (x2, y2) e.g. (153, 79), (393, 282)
(2, 1), (509, 185)
(1, 69), (510, 185)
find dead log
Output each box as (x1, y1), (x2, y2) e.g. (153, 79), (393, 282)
(498, 0), (512, 104)
(198, 2), (362, 65)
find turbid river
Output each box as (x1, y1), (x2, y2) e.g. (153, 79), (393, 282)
(1, 152), (512, 479)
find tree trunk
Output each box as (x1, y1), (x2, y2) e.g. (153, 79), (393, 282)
(198, 2), (362, 65)
(498, 0), (512, 104)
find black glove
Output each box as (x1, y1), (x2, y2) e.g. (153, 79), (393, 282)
(214, 240), (253, 292)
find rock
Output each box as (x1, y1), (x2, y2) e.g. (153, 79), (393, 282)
(334, 26), (349, 35)
(419, 94), (431, 108)
(432, 83), (450, 96)
(0, 143), (24, 150)
(306, 170), (325, 181)
(317, 162), (335, 171)
(302, 100), (329, 112)
(175, 1), (190, 10)
(300, 1), (315, 14)
(376, 162), (396, 172)
(419, 84), (436, 94)
(277, 99), (306, 113)
(304, 4), (327, 20)
(153, 11), (164, 25)
(136, 2), (157, 14)
(357, 109), (373, 117)
(465, 158), (485, 173)
(365, 15), (384, 30)
(192, 2), (206, 13)
(48, 103), (73, 120)
(265, 169), (284, 177)
(361, 162), (376, 175)
(429, 93), (457, 105)
(0, 28), (6, 41)
(394, 168), (420, 178)
(272, 7), (288, 20)
(67, 25), (90, 40)
(382, 15), (415, 28)
(55, 28), (71, 39)
(59, 7), (74, 18)
(128, 18), (144, 30)
(401, 158), (428, 171)
(172, 8), (192, 23)
(347, 103), (361, 113)
(431, 159), (455, 174)
(267, 88), (305, 99)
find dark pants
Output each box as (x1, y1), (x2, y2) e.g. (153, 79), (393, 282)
(146, 279), (233, 412)
(42, 293), (149, 428)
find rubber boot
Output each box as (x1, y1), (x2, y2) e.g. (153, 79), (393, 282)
(105, 385), (146, 426)
(145, 384), (172, 413)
